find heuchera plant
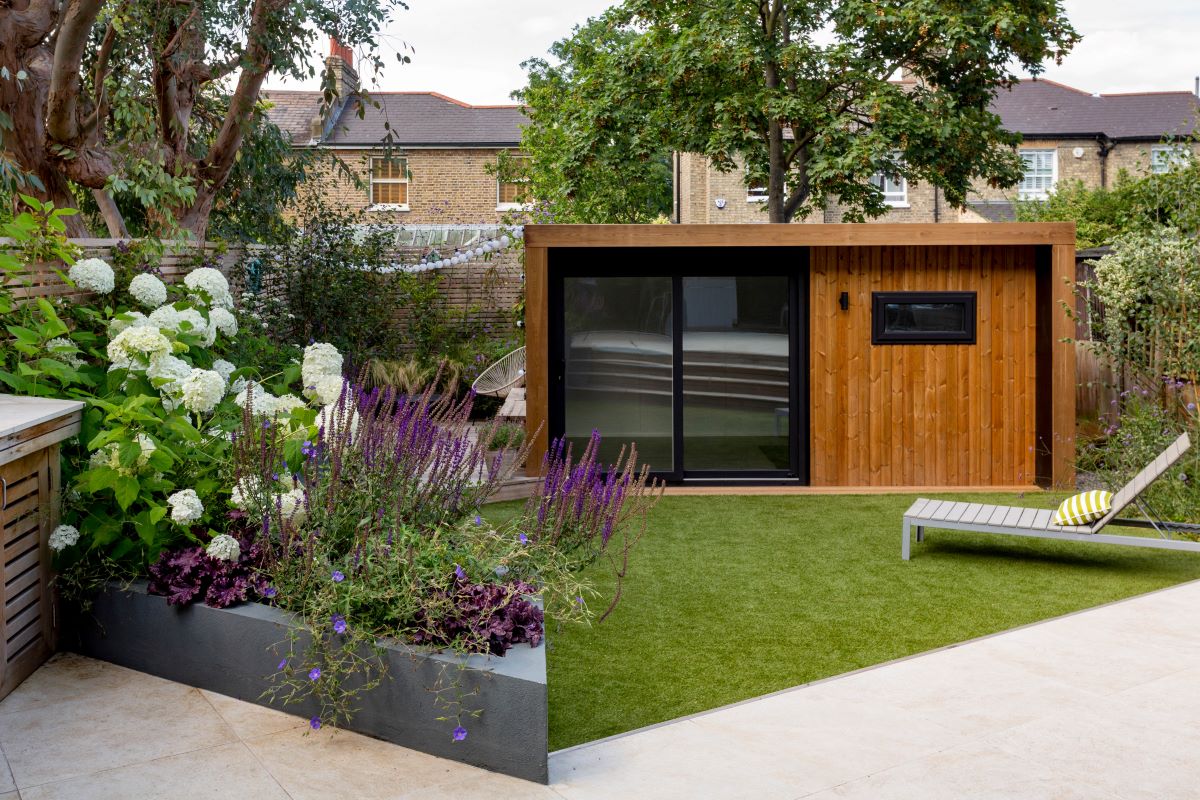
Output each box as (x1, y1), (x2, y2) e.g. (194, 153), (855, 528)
(147, 533), (268, 608)
(413, 580), (544, 656)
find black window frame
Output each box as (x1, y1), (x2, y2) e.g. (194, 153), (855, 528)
(871, 291), (977, 345)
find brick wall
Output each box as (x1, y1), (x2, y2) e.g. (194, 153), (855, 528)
(298, 148), (522, 224)
(679, 140), (1200, 225)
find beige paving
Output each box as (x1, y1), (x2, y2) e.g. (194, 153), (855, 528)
(1, 579), (1198, 799)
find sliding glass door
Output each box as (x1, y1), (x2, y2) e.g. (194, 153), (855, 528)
(553, 252), (805, 482)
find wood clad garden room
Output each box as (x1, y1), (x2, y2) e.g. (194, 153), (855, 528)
(525, 224), (1078, 489)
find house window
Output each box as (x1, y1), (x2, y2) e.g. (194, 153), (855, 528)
(872, 291), (977, 345)
(871, 172), (908, 207)
(1151, 144), (1190, 174)
(370, 157), (409, 208)
(497, 154), (531, 209)
(1018, 149), (1056, 199)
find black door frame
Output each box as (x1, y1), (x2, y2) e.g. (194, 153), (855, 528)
(547, 247), (809, 485)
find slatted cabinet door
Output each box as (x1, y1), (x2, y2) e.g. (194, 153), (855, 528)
(0, 448), (55, 699)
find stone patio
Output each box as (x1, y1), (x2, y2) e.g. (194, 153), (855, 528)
(2, 579), (1198, 799)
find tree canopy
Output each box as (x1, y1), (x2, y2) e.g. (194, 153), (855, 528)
(0, 0), (403, 239)
(518, 0), (1079, 223)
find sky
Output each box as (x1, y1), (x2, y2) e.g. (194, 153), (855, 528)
(265, 1), (1200, 105)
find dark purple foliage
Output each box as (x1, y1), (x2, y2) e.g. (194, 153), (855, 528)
(147, 535), (268, 609)
(414, 580), (544, 656)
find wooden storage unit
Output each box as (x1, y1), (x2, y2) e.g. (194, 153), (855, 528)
(524, 223), (1077, 490)
(0, 395), (84, 700)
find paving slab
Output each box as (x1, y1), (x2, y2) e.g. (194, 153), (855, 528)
(2, 579), (1198, 799)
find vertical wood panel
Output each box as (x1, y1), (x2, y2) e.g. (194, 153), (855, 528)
(1052, 243), (1078, 488)
(809, 245), (1040, 486)
(524, 247), (549, 475)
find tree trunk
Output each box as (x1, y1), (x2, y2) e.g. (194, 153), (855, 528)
(767, 119), (787, 223)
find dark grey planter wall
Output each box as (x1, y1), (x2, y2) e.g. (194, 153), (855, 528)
(67, 582), (549, 783)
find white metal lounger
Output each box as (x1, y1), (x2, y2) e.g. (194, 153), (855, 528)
(902, 433), (1200, 559)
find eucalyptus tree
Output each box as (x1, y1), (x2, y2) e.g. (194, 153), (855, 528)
(519, 0), (1079, 223)
(0, 0), (402, 238)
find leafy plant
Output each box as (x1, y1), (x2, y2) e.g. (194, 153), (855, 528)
(147, 531), (269, 607)
(488, 423), (525, 451)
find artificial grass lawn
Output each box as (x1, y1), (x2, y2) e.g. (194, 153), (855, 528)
(487, 493), (1200, 750)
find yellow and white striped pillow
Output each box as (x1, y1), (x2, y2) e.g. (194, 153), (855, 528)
(1054, 490), (1112, 526)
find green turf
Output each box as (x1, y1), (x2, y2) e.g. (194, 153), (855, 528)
(487, 493), (1200, 750)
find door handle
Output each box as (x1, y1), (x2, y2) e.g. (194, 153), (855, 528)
(1, 476), (7, 511)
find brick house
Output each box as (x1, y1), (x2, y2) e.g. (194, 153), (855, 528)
(263, 42), (528, 224)
(675, 79), (1200, 224)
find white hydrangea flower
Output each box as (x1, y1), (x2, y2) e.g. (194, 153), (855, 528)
(181, 368), (226, 414)
(49, 524), (80, 551)
(128, 273), (168, 308)
(208, 307), (238, 338)
(301, 342), (343, 391)
(147, 354), (192, 401)
(149, 306), (208, 344)
(135, 433), (156, 465)
(109, 310), (151, 335)
(167, 489), (204, 525)
(46, 337), (85, 368)
(205, 533), (241, 562)
(272, 394), (307, 415)
(68, 258), (115, 294)
(229, 478), (257, 509)
(311, 373), (345, 406)
(183, 267), (234, 309)
(212, 359), (237, 385)
(107, 325), (172, 370)
(230, 376), (248, 395)
(277, 488), (307, 525)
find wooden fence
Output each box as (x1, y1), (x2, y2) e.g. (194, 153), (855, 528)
(2, 237), (523, 345)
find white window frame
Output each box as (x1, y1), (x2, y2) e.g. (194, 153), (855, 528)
(745, 165), (769, 203)
(1151, 144), (1191, 175)
(1018, 149), (1057, 199)
(496, 154), (532, 211)
(367, 156), (410, 211)
(871, 171), (908, 208)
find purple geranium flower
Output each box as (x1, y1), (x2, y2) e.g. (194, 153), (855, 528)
(263, 586), (277, 599)
(310, 716), (321, 730)
(277, 658), (287, 671)
(452, 726), (468, 742)
(331, 570), (345, 583)
(332, 614), (347, 635)
(519, 533), (528, 545)
(454, 564), (466, 580)
(474, 514), (482, 526)
(309, 667), (321, 681)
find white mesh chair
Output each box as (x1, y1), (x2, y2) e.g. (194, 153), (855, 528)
(472, 346), (526, 398)
(902, 432), (1200, 559)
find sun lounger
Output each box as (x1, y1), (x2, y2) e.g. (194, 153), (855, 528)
(902, 433), (1200, 559)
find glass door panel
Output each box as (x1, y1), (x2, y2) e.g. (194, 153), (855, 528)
(562, 276), (674, 471)
(682, 275), (791, 473)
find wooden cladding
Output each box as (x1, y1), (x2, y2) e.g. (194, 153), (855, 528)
(0, 449), (55, 699)
(810, 245), (1037, 487)
(524, 225), (1076, 489)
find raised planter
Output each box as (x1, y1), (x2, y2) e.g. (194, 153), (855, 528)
(67, 581), (549, 783)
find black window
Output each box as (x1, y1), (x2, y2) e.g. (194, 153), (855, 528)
(871, 291), (976, 344)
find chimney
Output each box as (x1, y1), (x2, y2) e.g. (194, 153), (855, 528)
(1195, 75), (1199, 98)
(327, 37), (359, 99)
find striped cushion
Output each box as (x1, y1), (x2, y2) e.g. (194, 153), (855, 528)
(1054, 490), (1112, 526)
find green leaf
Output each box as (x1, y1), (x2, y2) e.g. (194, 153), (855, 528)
(165, 416), (202, 443)
(148, 504), (168, 524)
(118, 439), (143, 468)
(86, 466), (120, 493)
(114, 475), (140, 510)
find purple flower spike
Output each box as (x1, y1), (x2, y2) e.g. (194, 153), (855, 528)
(309, 667), (321, 681)
(310, 716), (322, 730)
(332, 613), (347, 635)
(452, 726), (468, 742)
(277, 658), (287, 671)
(331, 570), (345, 583)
